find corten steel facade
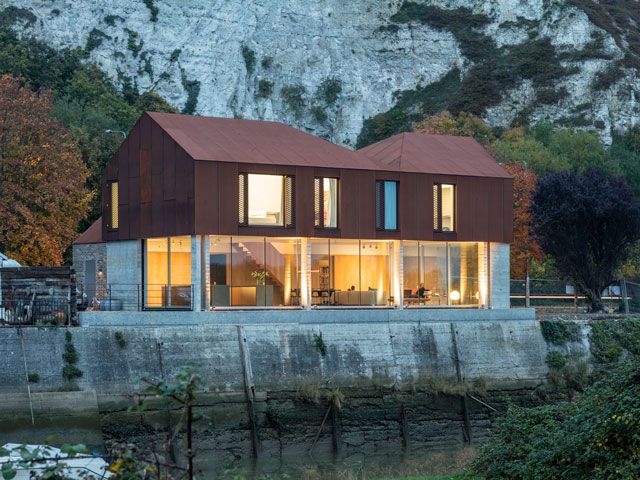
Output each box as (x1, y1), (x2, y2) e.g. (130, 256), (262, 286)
(75, 112), (513, 312)
(102, 112), (512, 243)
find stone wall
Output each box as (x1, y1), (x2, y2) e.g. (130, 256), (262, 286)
(72, 243), (107, 302)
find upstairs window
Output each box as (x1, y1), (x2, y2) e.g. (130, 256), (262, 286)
(108, 181), (119, 230)
(314, 177), (338, 228)
(239, 173), (295, 227)
(433, 183), (455, 232)
(375, 180), (398, 231)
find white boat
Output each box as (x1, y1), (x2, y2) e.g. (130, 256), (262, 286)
(0, 444), (112, 479)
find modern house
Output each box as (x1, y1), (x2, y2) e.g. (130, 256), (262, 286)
(73, 112), (513, 313)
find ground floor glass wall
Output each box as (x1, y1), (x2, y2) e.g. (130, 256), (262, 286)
(310, 239), (393, 306)
(210, 236), (301, 307)
(145, 236), (192, 308)
(402, 242), (480, 307)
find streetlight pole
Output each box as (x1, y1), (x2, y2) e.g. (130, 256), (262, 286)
(104, 129), (126, 139)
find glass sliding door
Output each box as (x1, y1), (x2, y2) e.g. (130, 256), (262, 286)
(448, 242), (479, 306)
(331, 239), (361, 305)
(145, 236), (191, 308)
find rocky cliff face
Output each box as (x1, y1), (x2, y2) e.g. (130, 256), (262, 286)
(4, 0), (640, 145)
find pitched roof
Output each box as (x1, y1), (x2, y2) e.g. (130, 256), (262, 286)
(357, 132), (511, 178)
(74, 217), (103, 245)
(147, 112), (382, 170)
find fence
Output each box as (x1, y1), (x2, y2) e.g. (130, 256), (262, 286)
(0, 298), (73, 326)
(510, 277), (640, 312)
(78, 284), (194, 311)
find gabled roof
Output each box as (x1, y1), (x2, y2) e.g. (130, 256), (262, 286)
(147, 112), (382, 170)
(74, 217), (103, 245)
(357, 132), (511, 178)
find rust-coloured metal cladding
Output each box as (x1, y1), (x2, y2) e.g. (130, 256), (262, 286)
(358, 132), (512, 178)
(92, 112), (513, 245)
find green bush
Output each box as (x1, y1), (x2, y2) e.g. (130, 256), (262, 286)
(589, 318), (640, 364)
(471, 359), (640, 479)
(280, 84), (306, 118)
(126, 30), (143, 57)
(540, 320), (581, 345)
(241, 45), (256, 74)
(85, 28), (110, 53)
(545, 351), (566, 369)
(256, 79), (273, 98)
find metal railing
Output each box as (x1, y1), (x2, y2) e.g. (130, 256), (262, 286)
(78, 284), (194, 311)
(0, 298), (73, 326)
(510, 277), (638, 312)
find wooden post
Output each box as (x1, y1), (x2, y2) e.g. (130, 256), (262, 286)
(622, 278), (630, 315)
(237, 325), (260, 457)
(399, 404), (409, 450)
(331, 403), (341, 455)
(525, 273), (530, 308)
(450, 323), (472, 445)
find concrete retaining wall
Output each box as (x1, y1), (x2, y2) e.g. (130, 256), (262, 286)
(0, 317), (546, 395)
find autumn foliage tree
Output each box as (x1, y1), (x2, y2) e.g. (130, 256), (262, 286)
(0, 75), (89, 265)
(504, 163), (544, 278)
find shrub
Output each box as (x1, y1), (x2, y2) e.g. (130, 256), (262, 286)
(256, 79), (273, 98)
(103, 15), (123, 26)
(317, 77), (342, 104)
(180, 70), (200, 115)
(62, 330), (83, 383)
(471, 359), (640, 479)
(310, 105), (327, 123)
(589, 318), (640, 363)
(313, 331), (327, 356)
(540, 320), (581, 345)
(126, 30), (143, 57)
(114, 331), (127, 349)
(260, 56), (273, 69)
(592, 63), (624, 91)
(143, 0), (159, 22)
(169, 48), (181, 62)
(241, 45), (256, 74)
(546, 351), (566, 369)
(85, 28), (110, 53)
(280, 84), (306, 118)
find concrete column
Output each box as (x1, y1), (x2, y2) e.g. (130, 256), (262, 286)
(106, 240), (142, 311)
(201, 235), (210, 311)
(489, 242), (510, 309)
(300, 238), (311, 309)
(393, 240), (403, 308)
(478, 242), (489, 308)
(190, 235), (203, 311)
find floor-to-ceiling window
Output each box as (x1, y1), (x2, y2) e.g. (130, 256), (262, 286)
(209, 236), (301, 307)
(402, 242), (481, 307)
(145, 236), (191, 308)
(310, 239), (392, 306)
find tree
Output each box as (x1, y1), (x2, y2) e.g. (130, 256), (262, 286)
(504, 163), (544, 278)
(532, 168), (640, 311)
(414, 111), (495, 144)
(0, 75), (89, 265)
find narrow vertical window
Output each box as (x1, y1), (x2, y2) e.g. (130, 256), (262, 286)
(314, 177), (338, 228)
(434, 183), (455, 232)
(238, 173), (247, 226)
(376, 180), (398, 231)
(109, 181), (119, 230)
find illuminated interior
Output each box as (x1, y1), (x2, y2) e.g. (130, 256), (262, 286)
(323, 178), (338, 228)
(145, 236), (191, 307)
(210, 236), (301, 306)
(248, 174), (284, 226)
(402, 241), (481, 306)
(441, 184), (455, 231)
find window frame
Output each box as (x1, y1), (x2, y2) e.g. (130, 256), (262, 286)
(375, 180), (399, 231)
(433, 183), (456, 233)
(238, 173), (296, 228)
(314, 176), (340, 230)
(107, 180), (119, 231)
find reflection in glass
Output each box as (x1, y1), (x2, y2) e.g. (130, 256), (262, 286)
(441, 184), (455, 231)
(323, 178), (338, 228)
(448, 242), (479, 305)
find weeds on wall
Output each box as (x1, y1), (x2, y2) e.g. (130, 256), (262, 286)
(180, 69), (201, 115)
(114, 331), (127, 349)
(540, 320), (581, 345)
(126, 30), (143, 57)
(256, 79), (274, 98)
(280, 84), (306, 119)
(27, 373), (39, 383)
(589, 318), (640, 364)
(241, 45), (256, 75)
(143, 0), (159, 22)
(313, 331), (327, 356)
(62, 330), (83, 387)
